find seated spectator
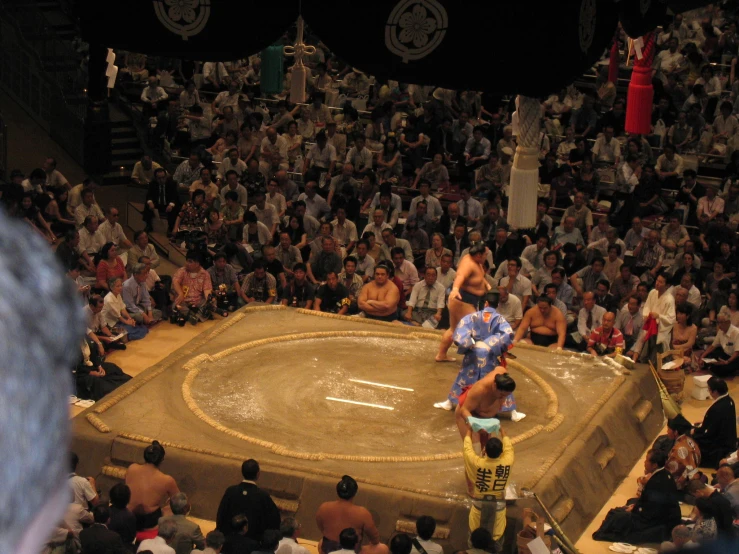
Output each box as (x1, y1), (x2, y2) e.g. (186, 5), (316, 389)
(76, 332), (132, 400)
(298, 180), (331, 221)
(128, 231), (160, 273)
(410, 516), (442, 554)
(592, 449), (681, 544)
(570, 256), (608, 299)
(250, 190), (279, 237)
(275, 518), (309, 554)
(552, 217), (585, 250)
(700, 308), (739, 377)
(240, 261), (277, 304)
(616, 296), (644, 352)
(281, 263), (314, 309)
(587, 311), (624, 357)
(123, 264), (162, 325)
(138, 519), (177, 553)
(157, 493), (206, 554)
(513, 295), (567, 349)
(380, 229), (413, 264)
(96, 243), (127, 292)
(633, 230), (665, 280)
(700, 213), (733, 261)
(98, 206), (132, 249)
(173, 190), (208, 235)
(308, 237), (343, 285)
(404, 267), (445, 327)
(456, 185), (483, 227)
(242, 211), (273, 257)
(670, 303), (697, 369)
(132, 156), (162, 186)
(669, 273), (701, 309)
(499, 258), (532, 308)
(108, 483), (136, 551)
(69, 452), (99, 509)
(577, 291), (605, 345)
(145, 168), (181, 234)
(140, 75), (168, 117)
(172, 250), (213, 319)
(173, 153), (203, 191)
(304, 131), (338, 181)
(495, 286), (523, 331)
(691, 377), (737, 468)
(190, 167), (220, 205)
(223, 515), (259, 554)
(685, 480), (735, 538)
(102, 277), (148, 340)
(80, 505), (126, 554)
(260, 128), (289, 175)
(391, 247), (420, 298)
(338, 256), (363, 308)
(79, 216), (107, 261)
(602, 244), (624, 283)
(376, 136), (402, 183)
(313, 271), (350, 315)
(327, 164), (360, 207)
(358, 265), (400, 321)
(697, 184), (725, 222)
(57, 228), (96, 274)
(354, 239), (376, 283)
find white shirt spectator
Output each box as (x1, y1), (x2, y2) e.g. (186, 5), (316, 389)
(173, 160), (203, 188)
(345, 146), (374, 173)
(457, 197), (483, 221)
(69, 474), (97, 509)
(592, 135), (621, 164)
(261, 135), (289, 164)
(179, 89), (200, 109)
(356, 254), (375, 278)
(242, 221), (273, 247)
(408, 280), (446, 309)
(409, 194), (444, 221)
(331, 218), (358, 246)
(141, 85), (168, 104)
(79, 227), (106, 255)
(213, 91), (241, 113)
(436, 267), (457, 290)
(266, 191), (287, 216)
(498, 274), (533, 305)
(202, 62), (228, 85)
(219, 184), (249, 207)
(697, 195), (725, 219)
(276, 537), (310, 554)
(496, 294), (523, 326)
(362, 221), (392, 242)
(411, 539), (443, 554)
(306, 143), (337, 169)
(219, 158), (247, 180)
(297, 193), (331, 220)
(75, 202), (105, 228)
(578, 304), (606, 338)
(102, 292), (127, 328)
(249, 203), (279, 230)
(46, 168), (69, 189)
(393, 259), (420, 291)
(137, 536), (175, 554)
(369, 192), (403, 213)
(668, 285), (701, 309)
(98, 219), (128, 247)
(713, 324), (739, 355)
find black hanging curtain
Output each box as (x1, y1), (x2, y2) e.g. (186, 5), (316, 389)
(76, 0), (713, 97)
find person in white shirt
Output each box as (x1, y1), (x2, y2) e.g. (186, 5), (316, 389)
(74, 188), (105, 228)
(668, 274), (701, 309)
(138, 519), (178, 554)
(345, 135), (374, 176)
(405, 267), (446, 326)
(260, 127), (289, 174)
(297, 181), (331, 221)
(591, 126), (621, 165)
(498, 258), (532, 309)
(98, 207), (132, 249)
(70, 451), (99, 508)
(411, 516), (444, 554)
(249, 190), (279, 236)
(140, 75), (168, 116)
(699, 307), (739, 377)
(42, 157), (69, 189)
(78, 216), (106, 256)
(303, 130), (337, 179)
(212, 80), (241, 115)
(266, 178), (287, 219)
(696, 185), (725, 220)
(202, 61), (229, 91)
(219, 148), (247, 181)
(577, 291), (606, 344)
(634, 273), (676, 362)
(179, 80), (200, 109)
(653, 37), (685, 84)
(436, 254), (456, 290)
(331, 206), (358, 251)
(456, 185), (483, 226)
(276, 518), (310, 554)
(409, 180), (444, 222)
(495, 286), (523, 331)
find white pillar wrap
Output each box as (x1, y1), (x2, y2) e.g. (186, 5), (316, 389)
(507, 95), (541, 229)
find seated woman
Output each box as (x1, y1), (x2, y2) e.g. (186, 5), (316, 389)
(75, 338), (132, 401)
(102, 277), (148, 341)
(690, 498), (718, 544)
(19, 192), (56, 244)
(208, 129), (239, 163)
(592, 449), (681, 544)
(96, 242), (127, 292)
(672, 303), (698, 371)
(173, 189), (209, 235)
(45, 186), (76, 236)
(204, 208), (228, 256)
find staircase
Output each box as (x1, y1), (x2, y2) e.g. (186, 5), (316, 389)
(105, 105), (145, 186)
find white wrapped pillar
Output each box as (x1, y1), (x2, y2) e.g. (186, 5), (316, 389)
(507, 95), (541, 229)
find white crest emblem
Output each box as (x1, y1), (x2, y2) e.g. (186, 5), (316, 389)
(153, 0), (211, 41)
(578, 0), (597, 53)
(385, 0), (448, 63)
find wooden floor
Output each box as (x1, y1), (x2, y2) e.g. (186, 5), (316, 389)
(4, 91), (733, 553)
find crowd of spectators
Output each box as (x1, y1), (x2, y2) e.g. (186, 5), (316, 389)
(2, 4), (739, 554)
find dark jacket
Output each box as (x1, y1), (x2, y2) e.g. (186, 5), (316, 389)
(145, 178), (181, 210)
(693, 395), (738, 468)
(437, 214), (467, 237)
(79, 524), (126, 554)
(215, 481), (280, 540)
(631, 468), (681, 531)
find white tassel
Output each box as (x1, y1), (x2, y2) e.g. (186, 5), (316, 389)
(507, 95), (541, 229)
(290, 65), (307, 104)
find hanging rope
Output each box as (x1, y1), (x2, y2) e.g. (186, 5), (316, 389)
(507, 95), (541, 229)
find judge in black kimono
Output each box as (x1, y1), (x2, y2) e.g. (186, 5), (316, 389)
(692, 377), (737, 468)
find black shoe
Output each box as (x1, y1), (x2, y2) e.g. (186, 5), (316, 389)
(109, 342), (127, 350)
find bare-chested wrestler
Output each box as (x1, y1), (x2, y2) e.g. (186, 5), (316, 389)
(316, 475), (380, 554)
(357, 265), (400, 321)
(513, 295), (566, 349)
(437, 242), (490, 361)
(125, 441), (180, 531)
(455, 367), (517, 443)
